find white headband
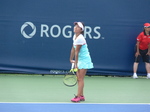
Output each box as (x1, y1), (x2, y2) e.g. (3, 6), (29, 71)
(74, 22), (84, 31)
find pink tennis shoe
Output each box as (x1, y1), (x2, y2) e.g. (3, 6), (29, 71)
(79, 96), (85, 101)
(71, 95), (85, 102)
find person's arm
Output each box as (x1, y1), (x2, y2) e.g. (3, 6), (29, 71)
(74, 45), (82, 68)
(135, 41), (140, 57)
(70, 45), (75, 63)
(147, 43), (150, 55)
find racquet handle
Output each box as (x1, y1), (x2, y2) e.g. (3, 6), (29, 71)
(70, 63), (75, 73)
(71, 63), (74, 69)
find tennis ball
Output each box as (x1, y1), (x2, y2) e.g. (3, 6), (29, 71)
(70, 69), (74, 72)
(74, 68), (78, 72)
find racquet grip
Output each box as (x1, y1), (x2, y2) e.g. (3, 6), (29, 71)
(71, 63), (75, 69)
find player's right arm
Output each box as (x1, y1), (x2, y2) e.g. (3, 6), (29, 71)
(70, 45), (75, 63)
(135, 33), (142, 57)
(135, 41), (140, 57)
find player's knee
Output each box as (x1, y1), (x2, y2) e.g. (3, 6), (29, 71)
(77, 76), (84, 81)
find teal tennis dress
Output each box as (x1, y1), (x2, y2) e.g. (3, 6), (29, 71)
(73, 34), (94, 69)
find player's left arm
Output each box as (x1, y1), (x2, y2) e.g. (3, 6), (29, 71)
(147, 43), (150, 55)
(75, 45), (82, 68)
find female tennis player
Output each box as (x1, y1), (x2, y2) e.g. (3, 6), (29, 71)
(133, 23), (150, 79)
(70, 22), (93, 102)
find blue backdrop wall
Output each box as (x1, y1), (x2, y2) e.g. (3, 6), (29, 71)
(0, 0), (150, 76)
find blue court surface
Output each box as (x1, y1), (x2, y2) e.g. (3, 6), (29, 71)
(0, 103), (149, 112)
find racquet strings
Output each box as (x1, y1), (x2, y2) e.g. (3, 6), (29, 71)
(63, 63), (77, 87)
(63, 74), (77, 86)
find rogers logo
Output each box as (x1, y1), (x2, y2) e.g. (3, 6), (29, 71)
(21, 22), (104, 39)
(21, 22), (36, 39)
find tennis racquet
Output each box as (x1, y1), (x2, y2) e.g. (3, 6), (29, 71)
(63, 63), (77, 87)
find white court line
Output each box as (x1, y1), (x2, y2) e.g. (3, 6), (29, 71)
(0, 102), (150, 105)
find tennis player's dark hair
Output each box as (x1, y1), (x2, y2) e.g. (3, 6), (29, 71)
(81, 22), (85, 35)
(143, 29), (150, 35)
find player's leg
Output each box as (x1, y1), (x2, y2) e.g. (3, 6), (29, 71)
(133, 62), (139, 73)
(77, 69), (87, 97)
(71, 69), (87, 102)
(145, 62), (150, 74)
(144, 54), (150, 78)
(133, 45), (140, 78)
(133, 55), (140, 78)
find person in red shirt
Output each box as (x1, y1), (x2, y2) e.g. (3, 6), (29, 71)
(133, 23), (150, 79)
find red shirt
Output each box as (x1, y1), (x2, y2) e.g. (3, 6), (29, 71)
(137, 32), (150, 50)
